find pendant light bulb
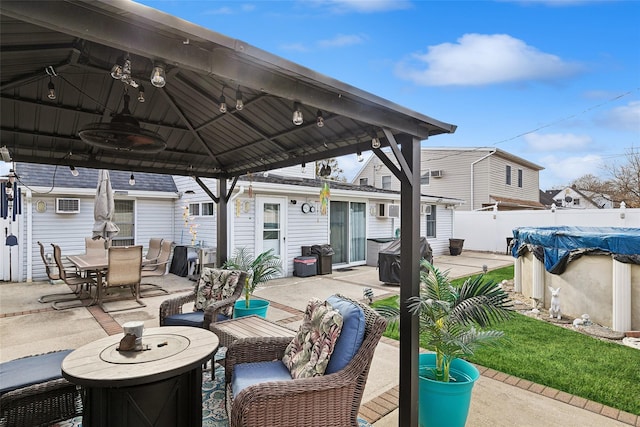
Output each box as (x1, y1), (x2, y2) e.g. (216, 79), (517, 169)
(150, 64), (166, 88)
(371, 137), (381, 149)
(69, 165), (79, 177)
(301, 162), (306, 174)
(292, 102), (303, 126)
(47, 79), (56, 100)
(235, 89), (244, 111)
(219, 95), (227, 113)
(357, 150), (363, 162)
(316, 110), (324, 128)
(137, 85), (145, 103)
(129, 174), (136, 186)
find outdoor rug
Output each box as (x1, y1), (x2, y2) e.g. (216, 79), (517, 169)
(53, 351), (373, 427)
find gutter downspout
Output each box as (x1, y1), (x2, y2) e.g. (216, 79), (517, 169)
(26, 189), (32, 282)
(470, 149), (496, 210)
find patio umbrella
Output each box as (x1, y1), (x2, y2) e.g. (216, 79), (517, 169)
(92, 169), (119, 245)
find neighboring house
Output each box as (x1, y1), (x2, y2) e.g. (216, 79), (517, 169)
(547, 187), (615, 209)
(1, 163), (178, 282)
(353, 147), (545, 211)
(539, 189), (557, 208)
(173, 165), (464, 278)
(3, 163), (464, 282)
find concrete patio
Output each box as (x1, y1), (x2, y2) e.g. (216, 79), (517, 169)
(0, 251), (636, 426)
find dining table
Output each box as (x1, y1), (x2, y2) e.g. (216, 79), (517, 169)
(62, 326), (219, 427)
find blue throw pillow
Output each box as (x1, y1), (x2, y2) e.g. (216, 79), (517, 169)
(325, 295), (366, 374)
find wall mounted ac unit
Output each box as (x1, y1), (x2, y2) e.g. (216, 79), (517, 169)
(420, 204), (432, 215)
(430, 170), (444, 178)
(56, 198), (80, 214)
(387, 204), (400, 218)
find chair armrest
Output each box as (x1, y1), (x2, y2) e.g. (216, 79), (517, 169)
(159, 292), (196, 326)
(202, 295), (241, 330)
(225, 336), (292, 384)
(229, 371), (358, 427)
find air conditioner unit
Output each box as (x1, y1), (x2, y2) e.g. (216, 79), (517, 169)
(387, 204), (400, 218)
(56, 198), (80, 214)
(430, 170), (444, 178)
(420, 204), (432, 215)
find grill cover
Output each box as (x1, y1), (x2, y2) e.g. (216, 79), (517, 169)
(378, 237), (433, 284)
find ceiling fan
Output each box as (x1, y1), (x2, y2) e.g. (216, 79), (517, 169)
(78, 92), (166, 153)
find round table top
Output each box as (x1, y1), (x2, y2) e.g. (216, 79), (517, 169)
(62, 326), (219, 387)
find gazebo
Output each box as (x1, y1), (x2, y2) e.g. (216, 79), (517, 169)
(0, 1), (457, 425)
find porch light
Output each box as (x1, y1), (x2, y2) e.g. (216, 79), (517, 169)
(150, 63), (166, 88)
(292, 102), (303, 126)
(316, 110), (324, 128)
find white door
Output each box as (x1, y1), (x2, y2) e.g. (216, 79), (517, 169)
(255, 196), (286, 276)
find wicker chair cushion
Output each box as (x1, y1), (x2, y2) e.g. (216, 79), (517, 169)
(0, 349), (73, 394)
(163, 311), (229, 327)
(282, 298), (343, 379)
(325, 295), (366, 374)
(194, 268), (241, 317)
(231, 360), (292, 398)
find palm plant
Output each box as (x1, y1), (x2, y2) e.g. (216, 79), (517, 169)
(223, 247), (282, 308)
(377, 259), (514, 382)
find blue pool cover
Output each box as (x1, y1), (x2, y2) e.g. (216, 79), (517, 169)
(511, 226), (640, 274)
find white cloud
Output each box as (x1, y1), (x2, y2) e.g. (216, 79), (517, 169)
(395, 33), (583, 86)
(203, 7), (234, 15)
(280, 42), (310, 52)
(317, 34), (366, 48)
(540, 154), (604, 186)
(306, 0), (412, 13)
(525, 132), (593, 152)
(596, 100), (640, 132)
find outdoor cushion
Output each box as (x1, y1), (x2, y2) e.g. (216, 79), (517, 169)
(0, 349), (73, 394)
(163, 311), (229, 327)
(194, 268), (241, 317)
(282, 298), (343, 379)
(231, 361), (292, 398)
(325, 295), (366, 374)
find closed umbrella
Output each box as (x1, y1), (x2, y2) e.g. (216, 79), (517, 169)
(92, 169), (119, 246)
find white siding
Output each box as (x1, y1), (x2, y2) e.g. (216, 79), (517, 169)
(136, 199), (176, 249)
(286, 197), (328, 275)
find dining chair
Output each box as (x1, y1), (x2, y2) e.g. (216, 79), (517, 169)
(50, 244), (97, 310)
(145, 238), (163, 263)
(85, 237), (107, 256)
(140, 240), (173, 295)
(37, 241), (84, 303)
(99, 246), (147, 312)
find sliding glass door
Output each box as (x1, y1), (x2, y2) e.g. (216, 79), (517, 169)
(330, 201), (366, 265)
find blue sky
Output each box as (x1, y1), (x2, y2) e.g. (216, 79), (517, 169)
(135, 0), (639, 189)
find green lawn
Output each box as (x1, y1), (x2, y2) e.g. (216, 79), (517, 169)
(373, 266), (640, 415)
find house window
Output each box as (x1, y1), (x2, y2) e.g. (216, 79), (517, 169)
(573, 198), (580, 206)
(506, 165), (512, 185)
(201, 202), (214, 216)
(189, 203), (200, 216)
(112, 200), (135, 247)
(359, 178), (368, 186)
(420, 170), (430, 186)
(517, 169), (523, 188)
(381, 175), (391, 190)
(426, 205), (436, 238)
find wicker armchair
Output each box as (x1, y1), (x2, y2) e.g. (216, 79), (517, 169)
(0, 350), (82, 427)
(224, 295), (387, 427)
(159, 267), (247, 331)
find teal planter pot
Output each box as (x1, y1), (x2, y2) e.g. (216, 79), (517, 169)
(233, 299), (270, 318)
(418, 353), (480, 427)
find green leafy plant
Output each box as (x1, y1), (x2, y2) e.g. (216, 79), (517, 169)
(376, 259), (514, 382)
(223, 247), (282, 308)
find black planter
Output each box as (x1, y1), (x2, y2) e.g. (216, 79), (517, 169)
(449, 238), (464, 256)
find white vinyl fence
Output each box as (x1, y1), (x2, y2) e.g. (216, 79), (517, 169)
(454, 206), (640, 254)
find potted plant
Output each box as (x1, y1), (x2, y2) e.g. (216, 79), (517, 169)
(223, 247), (282, 318)
(376, 259), (514, 427)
